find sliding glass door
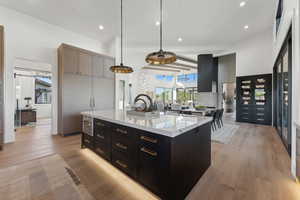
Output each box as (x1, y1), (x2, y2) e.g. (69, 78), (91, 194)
(273, 30), (292, 155)
(276, 62), (282, 137)
(282, 46), (290, 148)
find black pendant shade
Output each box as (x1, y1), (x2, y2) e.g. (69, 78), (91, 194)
(110, 0), (133, 73)
(146, 0), (177, 65)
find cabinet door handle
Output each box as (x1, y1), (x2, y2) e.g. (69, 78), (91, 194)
(116, 143), (127, 150)
(96, 148), (104, 155)
(116, 160), (127, 169)
(96, 134), (105, 139)
(140, 136), (158, 144)
(141, 147), (157, 157)
(116, 128), (127, 135)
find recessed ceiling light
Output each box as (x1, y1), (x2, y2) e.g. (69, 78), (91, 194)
(155, 21), (160, 26)
(244, 25), (249, 30)
(178, 37), (183, 42)
(99, 25), (104, 30)
(240, 1), (246, 7)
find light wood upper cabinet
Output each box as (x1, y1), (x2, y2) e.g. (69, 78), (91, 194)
(103, 57), (115, 79)
(58, 43), (115, 136)
(92, 55), (104, 78)
(62, 47), (79, 74)
(79, 52), (92, 76)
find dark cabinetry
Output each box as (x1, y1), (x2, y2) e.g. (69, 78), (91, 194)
(138, 132), (169, 195)
(197, 54), (218, 92)
(236, 74), (272, 125)
(111, 124), (138, 178)
(94, 120), (111, 161)
(81, 118), (211, 200)
(82, 133), (94, 150)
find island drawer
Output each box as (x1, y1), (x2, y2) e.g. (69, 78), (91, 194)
(111, 124), (136, 140)
(94, 119), (111, 142)
(138, 145), (160, 194)
(140, 134), (159, 144)
(112, 138), (134, 157)
(94, 131), (107, 142)
(82, 134), (94, 149)
(94, 140), (111, 161)
(139, 132), (163, 152)
(112, 149), (136, 178)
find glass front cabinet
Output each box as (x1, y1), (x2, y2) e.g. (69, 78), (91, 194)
(236, 74), (272, 125)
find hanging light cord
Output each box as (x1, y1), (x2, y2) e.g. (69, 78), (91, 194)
(120, 0), (123, 65)
(160, 0), (163, 51)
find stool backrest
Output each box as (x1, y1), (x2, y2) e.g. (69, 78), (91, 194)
(215, 109), (222, 121)
(220, 109), (224, 119)
(212, 111), (217, 122)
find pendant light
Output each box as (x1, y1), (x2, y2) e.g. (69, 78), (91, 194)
(110, 0), (133, 73)
(145, 0), (177, 65)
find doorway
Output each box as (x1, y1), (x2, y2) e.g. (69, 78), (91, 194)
(273, 28), (292, 155)
(222, 83), (236, 112)
(14, 66), (53, 139)
(0, 26), (3, 150)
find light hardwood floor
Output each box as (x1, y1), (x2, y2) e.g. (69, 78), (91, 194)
(0, 119), (80, 169)
(1, 119), (300, 200)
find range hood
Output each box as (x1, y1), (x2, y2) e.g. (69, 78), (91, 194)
(197, 54), (218, 93)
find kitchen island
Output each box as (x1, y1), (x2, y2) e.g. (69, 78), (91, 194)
(81, 110), (212, 200)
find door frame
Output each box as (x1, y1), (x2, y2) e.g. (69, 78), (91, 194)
(273, 27), (292, 155)
(13, 61), (54, 134)
(0, 26), (4, 150)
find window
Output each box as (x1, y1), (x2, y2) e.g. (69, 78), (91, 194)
(155, 75), (174, 82)
(155, 88), (173, 104)
(35, 77), (52, 104)
(176, 87), (197, 104)
(177, 73), (198, 83)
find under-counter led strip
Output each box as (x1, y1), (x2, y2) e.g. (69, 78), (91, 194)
(80, 149), (160, 200)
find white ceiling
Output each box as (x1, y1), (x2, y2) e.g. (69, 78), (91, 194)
(0, 0), (277, 48)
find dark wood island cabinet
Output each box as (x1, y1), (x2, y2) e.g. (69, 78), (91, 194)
(81, 110), (212, 200)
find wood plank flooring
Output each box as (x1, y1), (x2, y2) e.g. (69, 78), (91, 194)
(1, 118), (300, 200)
(0, 119), (80, 169)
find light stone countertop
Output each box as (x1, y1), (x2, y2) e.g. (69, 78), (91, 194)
(81, 110), (212, 138)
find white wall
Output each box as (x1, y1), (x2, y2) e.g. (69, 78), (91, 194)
(0, 6), (108, 143)
(234, 28), (273, 77)
(272, 0), (300, 178)
(123, 30), (273, 108)
(123, 48), (199, 100)
(218, 54), (236, 84)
